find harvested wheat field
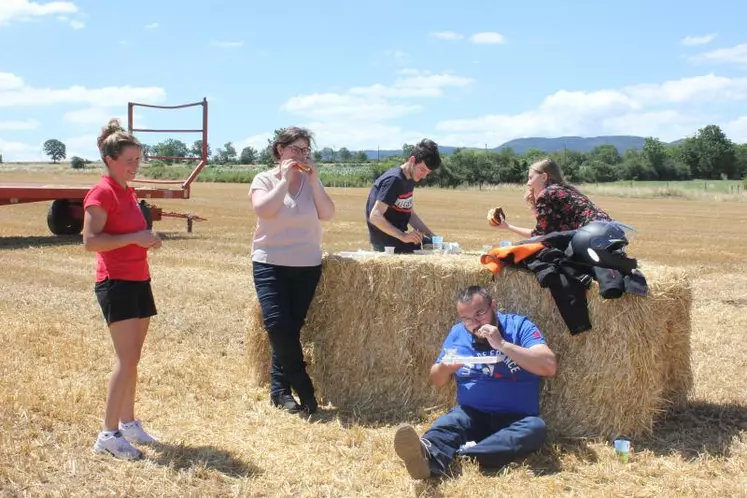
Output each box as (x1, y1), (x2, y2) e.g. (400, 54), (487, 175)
(1, 171), (746, 497)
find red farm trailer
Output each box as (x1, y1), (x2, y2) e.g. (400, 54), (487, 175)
(0, 98), (209, 235)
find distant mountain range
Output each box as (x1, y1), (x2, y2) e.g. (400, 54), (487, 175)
(361, 135), (681, 161)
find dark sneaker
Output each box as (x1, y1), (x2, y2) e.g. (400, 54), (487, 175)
(271, 394), (302, 414)
(394, 424), (431, 480)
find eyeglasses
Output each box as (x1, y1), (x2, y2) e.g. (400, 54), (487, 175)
(460, 307), (490, 325)
(286, 145), (311, 156)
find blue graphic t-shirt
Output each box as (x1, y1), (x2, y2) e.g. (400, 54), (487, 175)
(436, 313), (547, 415)
(365, 166), (415, 247)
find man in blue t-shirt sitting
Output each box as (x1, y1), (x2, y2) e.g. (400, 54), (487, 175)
(365, 139), (441, 253)
(393, 285), (557, 479)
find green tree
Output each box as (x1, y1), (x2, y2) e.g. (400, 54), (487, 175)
(153, 139), (189, 164)
(642, 137), (667, 179)
(240, 146), (257, 164)
(589, 144), (621, 165)
(402, 143), (414, 158)
(190, 140), (212, 159)
(695, 125), (736, 179)
(338, 147), (352, 161)
(734, 143), (747, 180)
(70, 156), (85, 169)
(43, 139), (66, 163)
(353, 151), (368, 163)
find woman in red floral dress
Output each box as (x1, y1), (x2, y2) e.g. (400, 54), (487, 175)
(493, 158), (612, 238)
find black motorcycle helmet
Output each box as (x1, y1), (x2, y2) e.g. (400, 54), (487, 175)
(567, 221), (638, 273)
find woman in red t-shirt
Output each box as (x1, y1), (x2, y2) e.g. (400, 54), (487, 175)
(82, 119), (162, 460)
(490, 158), (612, 238)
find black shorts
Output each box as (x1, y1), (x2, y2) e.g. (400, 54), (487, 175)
(94, 279), (157, 325)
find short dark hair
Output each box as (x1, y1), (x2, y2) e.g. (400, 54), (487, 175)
(270, 126), (315, 161)
(456, 286), (493, 305)
(411, 138), (441, 171)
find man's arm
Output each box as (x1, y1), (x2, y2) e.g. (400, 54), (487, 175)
(368, 201), (422, 244)
(429, 361), (463, 388)
(476, 323), (557, 377)
(499, 343), (557, 377)
(409, 209), (434, 237)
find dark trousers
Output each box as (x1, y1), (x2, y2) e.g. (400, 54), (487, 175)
(252, 261), (322, 405)
(422, 405), (547, 475)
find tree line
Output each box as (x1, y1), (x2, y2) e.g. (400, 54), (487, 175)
(29, 124), (747, 187)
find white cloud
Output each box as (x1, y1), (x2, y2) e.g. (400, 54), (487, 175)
(690, 43), (747, 67)
(279, 69), (473, 149)
(69, 19), (83, 29)
(722, 116), (747, 143)
(0, 0), (78, 25)
(431, 31), (463, 40)
(282, 70), (474, 123)
(301, 121), (428, 150)
(62, 133), (98, 159)
(210, 40), (243, 48)
(681, 34), (717, 46)
(470, 32), (505, 44)
(0, 72), (166, 108)
(145, 22), (159, 29)
(0, 119), (39, 131)
(237, 133), (272, 152)
(435, 74), (747, 147)
(0, 138), (43, 161)
(63, 107), (124, 126)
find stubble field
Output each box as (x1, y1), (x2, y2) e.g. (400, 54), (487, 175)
(1, 171), (746, 497)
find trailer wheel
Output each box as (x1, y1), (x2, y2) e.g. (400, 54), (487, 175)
(47, 199), (83, 235)
(139, 200), (153, 229)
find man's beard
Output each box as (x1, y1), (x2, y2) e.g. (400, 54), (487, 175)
(468, 313), (498, 351)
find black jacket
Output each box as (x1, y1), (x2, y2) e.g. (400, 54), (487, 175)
(498, 231), (648, 335)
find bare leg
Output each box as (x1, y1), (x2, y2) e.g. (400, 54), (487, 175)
(103, 318), (144, 431)
(119, 317), (150, 424)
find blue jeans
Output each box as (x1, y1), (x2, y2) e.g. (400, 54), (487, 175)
(252, 261), (322, 405)
(422, 405), (547, 475)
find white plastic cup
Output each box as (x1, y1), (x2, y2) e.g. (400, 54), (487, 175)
(384, 246), (395, 255)
(614, 439), (630, 463)
(499, 240), (512, 247)
(432, 235), (444, 252)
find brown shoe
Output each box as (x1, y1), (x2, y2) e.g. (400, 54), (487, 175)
(394, 424), (431, 480)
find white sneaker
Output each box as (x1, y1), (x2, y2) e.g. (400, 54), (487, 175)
(93, 430), (142, 460)
(119, 420), (157, 444)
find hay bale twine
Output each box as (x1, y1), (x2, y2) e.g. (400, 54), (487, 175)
(245, 253), (693, 439)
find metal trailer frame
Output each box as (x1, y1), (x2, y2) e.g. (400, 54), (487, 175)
(0, 98), (209, 235)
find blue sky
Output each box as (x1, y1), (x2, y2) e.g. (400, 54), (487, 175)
(1, 0), (746, 161)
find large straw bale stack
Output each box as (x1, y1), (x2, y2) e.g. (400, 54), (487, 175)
(246, 253), (692, 439)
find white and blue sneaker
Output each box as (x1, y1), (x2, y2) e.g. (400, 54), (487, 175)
(119, 420), (157, 445)
(93, 430), (142, 460)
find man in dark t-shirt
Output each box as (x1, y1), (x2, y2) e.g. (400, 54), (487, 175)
(365, 139), (442, 253)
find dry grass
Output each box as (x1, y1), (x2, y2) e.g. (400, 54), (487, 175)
(1, 170), (746, 497)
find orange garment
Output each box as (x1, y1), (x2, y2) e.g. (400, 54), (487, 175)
(479, 243), (545, 275)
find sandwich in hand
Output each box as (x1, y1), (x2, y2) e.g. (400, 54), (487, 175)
(487, 207), (505, 226)
(294, 162), (312, 173)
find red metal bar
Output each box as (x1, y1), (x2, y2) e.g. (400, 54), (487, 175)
(130, 179), (184, 185)
(129, 100), (205, 110)
(132, 128), (203, 133)
(145, 155), (199, 161)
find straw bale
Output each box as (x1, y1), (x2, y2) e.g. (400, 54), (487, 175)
(245, 253), (693, 439)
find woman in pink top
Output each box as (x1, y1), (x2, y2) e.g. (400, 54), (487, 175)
(249, 127), (335, 415)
